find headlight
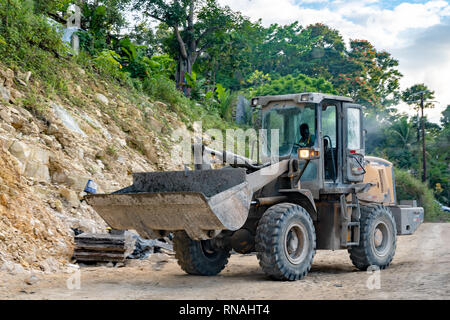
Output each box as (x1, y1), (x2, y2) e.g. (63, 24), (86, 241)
(298, 148), (319, 159)
(298, 149), (310, 159)
(251, 98), (259, 106)
(300, 94), (310, 102)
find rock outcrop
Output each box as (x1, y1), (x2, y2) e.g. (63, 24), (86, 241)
(0, 63), (186, 273)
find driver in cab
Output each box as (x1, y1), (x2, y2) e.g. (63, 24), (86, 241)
(299, 123), (315, 147)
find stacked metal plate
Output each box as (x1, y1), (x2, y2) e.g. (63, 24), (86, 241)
(74, 232), (136, 262)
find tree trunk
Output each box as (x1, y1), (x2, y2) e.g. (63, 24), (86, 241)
(176, 57), (193, 97)
(174, 2), (198, 98)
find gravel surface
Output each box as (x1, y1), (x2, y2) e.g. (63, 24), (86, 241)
(1, 222), (448, 300)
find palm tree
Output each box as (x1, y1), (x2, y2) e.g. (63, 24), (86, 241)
(389, 116), (414, 150)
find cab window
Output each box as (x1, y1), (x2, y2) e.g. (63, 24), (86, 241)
(347, 108), (361, 150)
(262, 104), (316, 157)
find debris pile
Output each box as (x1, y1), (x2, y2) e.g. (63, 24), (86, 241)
(128, 235), (173, 260)
(73, 231), (173, 263)
(73, 232), (136, 263)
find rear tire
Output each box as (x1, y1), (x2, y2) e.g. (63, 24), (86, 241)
(255, 203), (316, 281)
(173, 231), (230, 276)
(348, 204), (397, 270)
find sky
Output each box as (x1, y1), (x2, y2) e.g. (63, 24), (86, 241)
(217, 0), (450, 123)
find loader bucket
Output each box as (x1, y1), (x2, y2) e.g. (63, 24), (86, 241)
(85, 168), (252, 240)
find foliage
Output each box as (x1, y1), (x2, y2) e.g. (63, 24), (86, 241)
(340, 40), (402, 109)
(214, 83), (236, 120)
(427, 124), (450, 205)
(185, 71), (207, 100)
(247, 73), (336, 97)
(395, 168), (446, 221)
(78, 0), (131, 54)
(1, 0), (447, 212)
(133, 0), (240, 94)
(0, 0), (66, 57)
(193, 21), (402, 110)
(0, 0), (71, 95)
(33, 0), (72, 14)
(402, 83), (435, 111)
(93, 49), (126, 81)
(142, 75), (184, 107)
(246, 70), (271, 87)
(441, 105), (450, 127)
(365, 110), (449, 207)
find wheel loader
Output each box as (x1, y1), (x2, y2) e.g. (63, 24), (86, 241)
(85, 92), (424, 281)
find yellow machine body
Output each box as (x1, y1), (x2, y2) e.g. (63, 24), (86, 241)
(359, 156), (396, 205)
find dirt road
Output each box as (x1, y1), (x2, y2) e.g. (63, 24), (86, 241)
(1, 223), (449, 300)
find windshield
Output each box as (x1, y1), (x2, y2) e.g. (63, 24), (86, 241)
(262, 103), (316, 157)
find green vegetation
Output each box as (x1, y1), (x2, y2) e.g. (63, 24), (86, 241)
(395, 168), (446, 222)
(0, 0), (448, 219)
(0, 0), (69, 94)
(247, 73), (336, 97)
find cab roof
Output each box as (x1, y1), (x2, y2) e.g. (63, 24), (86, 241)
(252, 92), (353, 107)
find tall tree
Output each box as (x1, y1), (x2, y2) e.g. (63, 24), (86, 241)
(402, 83), (435, 110)
(134, 0), (237, 96)
(402, 83), (435, 182)
(78, 0), (132, 53)
(389, 116), (414, 150)
(340, 40), (402, 110)
(192, 16), (264, 90)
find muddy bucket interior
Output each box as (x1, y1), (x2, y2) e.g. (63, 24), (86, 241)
(85, 168), (252, 240)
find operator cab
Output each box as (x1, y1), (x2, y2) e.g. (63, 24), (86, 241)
(251, 92), (365, 197)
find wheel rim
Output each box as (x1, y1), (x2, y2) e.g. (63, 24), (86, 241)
(284, 223), (309, 264)
(200, 240), (218, 259)
(371, 221), (391, 257)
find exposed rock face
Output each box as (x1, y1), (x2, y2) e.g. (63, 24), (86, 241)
(6, 140), (51, 182)
(0, 68), (14, 103)
(59, 187), (80, 207)
(51, 103), (86, 137)
(95, 93), (109, 105)
(0, 63), (186, 273)
(0, 85), (10, 102)
(0, 148), (73, 271)
(16, 71), (31, 87)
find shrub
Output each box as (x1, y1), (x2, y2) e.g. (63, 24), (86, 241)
(215, 83), (237, 121)
(142, 76), (185, 108)
(93, 49), (125, 79)
(394, 168), (446, 222)
(0, 0), (74, 96)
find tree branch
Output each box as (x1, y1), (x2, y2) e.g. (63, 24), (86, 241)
(196, 40), (215, 55)
(195, 25), (221, 48)
(145, 13), (167, 24)
(174, 27), (188, 60)
(188, 2), (196, 55)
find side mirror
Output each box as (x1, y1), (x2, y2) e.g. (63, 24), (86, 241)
(362, 128), (367, 141)
(362, 128), (367, 152)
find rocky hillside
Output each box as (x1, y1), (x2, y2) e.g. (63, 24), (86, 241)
(0, 63), (189, 273)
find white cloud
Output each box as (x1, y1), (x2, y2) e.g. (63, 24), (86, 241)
(219, 0), (450, 123)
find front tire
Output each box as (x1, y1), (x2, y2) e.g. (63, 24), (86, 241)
(173, 231), (230, 276)
(348, 204), (397, 270)
(255, 203), (316, 281)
